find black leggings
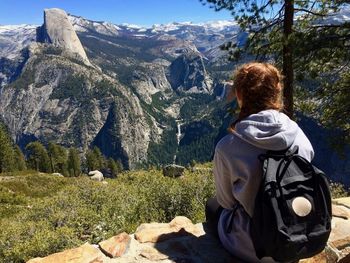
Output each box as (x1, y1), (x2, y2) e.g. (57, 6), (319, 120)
(205, 197), (223, 237)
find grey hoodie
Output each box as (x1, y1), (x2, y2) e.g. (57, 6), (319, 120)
(213, 110), (314, 263)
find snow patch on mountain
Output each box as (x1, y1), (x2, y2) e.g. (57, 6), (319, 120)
(0, 24), (37, 59)
(68, 15), (121, 36)
(318, 5), (350, 25)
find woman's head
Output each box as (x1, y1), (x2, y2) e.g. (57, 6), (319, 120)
(229, 62), (284, 121)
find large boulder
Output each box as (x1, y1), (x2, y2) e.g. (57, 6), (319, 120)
(162, 164), (185, 178)
(88, 170), (104, 181)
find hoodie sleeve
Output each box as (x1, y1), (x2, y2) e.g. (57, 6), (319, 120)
(213, 147), (239, 209)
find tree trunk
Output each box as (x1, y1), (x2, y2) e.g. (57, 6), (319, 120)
(282, 0), (294, 118)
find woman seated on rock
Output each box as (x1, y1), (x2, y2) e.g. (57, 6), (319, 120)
(206, 62), (314, 262)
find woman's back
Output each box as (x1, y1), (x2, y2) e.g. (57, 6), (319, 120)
(214, 110), (314, 262)
(211, 63), (315, 262)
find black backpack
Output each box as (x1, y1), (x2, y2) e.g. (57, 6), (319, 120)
(250, 146), (332, 262)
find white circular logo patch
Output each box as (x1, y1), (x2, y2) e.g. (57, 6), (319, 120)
(292, 197), (312, 217)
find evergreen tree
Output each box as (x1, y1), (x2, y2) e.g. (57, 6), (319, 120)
(200, 0), (349, 119)
(107, 158), (119, 177)
(0, 124), (14, 173)
(86, 146), (105, 171)
(115, 159), (124, 173)
(13, 145), (26, 171)
(47, 142), (68, 175)
(67, 147), (81, 177)
(26, 141), (51, 172)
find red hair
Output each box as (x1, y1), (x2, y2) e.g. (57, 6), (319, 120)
(229, 62), (284, 127)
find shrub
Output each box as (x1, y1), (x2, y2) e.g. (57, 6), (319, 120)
(0, 169), (215, 262)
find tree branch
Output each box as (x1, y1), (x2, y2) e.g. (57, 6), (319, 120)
(294, 8), (327, 17)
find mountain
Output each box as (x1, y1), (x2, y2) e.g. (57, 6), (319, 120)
(0, 8), (349, 184)
(0, 8), (237, 169)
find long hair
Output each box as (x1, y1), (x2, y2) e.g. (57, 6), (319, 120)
(229, 62), (284, 129)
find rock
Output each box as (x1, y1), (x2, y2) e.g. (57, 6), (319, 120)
(139, 247), (169, 261)
(134, 216), (204, 243)
(333, 197), (350, 208)
(162, 164), (185, 178)
(52, 172), (64, 177)
(300, 251), (328, 263)
(301, 197), (350, 263)
(27, 208), (350, 263)
(333, 204), (350, 219)
(98, 232), (131, 258)
(38, 8), (91, 65)
(89, 170), (104, 181)
(26, 242), (107, 263)
(329, 216), (350, 243)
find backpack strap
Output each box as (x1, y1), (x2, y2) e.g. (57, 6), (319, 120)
(258, 146), (299, 161)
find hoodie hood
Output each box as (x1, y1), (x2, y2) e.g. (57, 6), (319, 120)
(234, 110), (299, 151)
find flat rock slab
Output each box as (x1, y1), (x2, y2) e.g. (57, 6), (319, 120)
(27, 242), (108, 263)
(134, 216), (204, 243)
(333, 197), (350, 208)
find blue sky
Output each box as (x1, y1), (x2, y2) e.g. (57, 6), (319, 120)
(0, 0), (233, 26)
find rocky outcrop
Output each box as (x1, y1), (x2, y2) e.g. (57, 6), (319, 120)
(27, 198), (350, 263)
(37, 8), (90, 65)
(167, 51), (213, 94)
(27, 216), (235, 263)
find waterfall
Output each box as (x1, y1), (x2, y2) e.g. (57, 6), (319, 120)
(176, 122), (182, 145)
(173, 120), (183, 164)
(220, 83), (226, 99)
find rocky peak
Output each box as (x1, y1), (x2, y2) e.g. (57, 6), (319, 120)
(167, 51), (213, 94)
(37, 8), (91, 65)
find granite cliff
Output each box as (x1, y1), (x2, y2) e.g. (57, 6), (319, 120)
(37, 8), (91, 65)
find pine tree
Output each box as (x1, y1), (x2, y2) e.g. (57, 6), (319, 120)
(115, 159), (124, 173)
(67, 147), (81, 177)
(26, 141), (51, 172)
(107, 158), (119, 177)
(13, 145), (26, 171)
(47, 142), (68, 175)
(86, 146), (105, 171)
(200, 1), (349, 118)
(0, 124), (15, 173)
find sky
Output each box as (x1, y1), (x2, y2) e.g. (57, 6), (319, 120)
(0, 0), (233, 26)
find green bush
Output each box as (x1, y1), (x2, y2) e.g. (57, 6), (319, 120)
(330, 181), (349, 199)
(0, 169), (215, 262)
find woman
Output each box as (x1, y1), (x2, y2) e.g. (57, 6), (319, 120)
(209, 62), (314, 262)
